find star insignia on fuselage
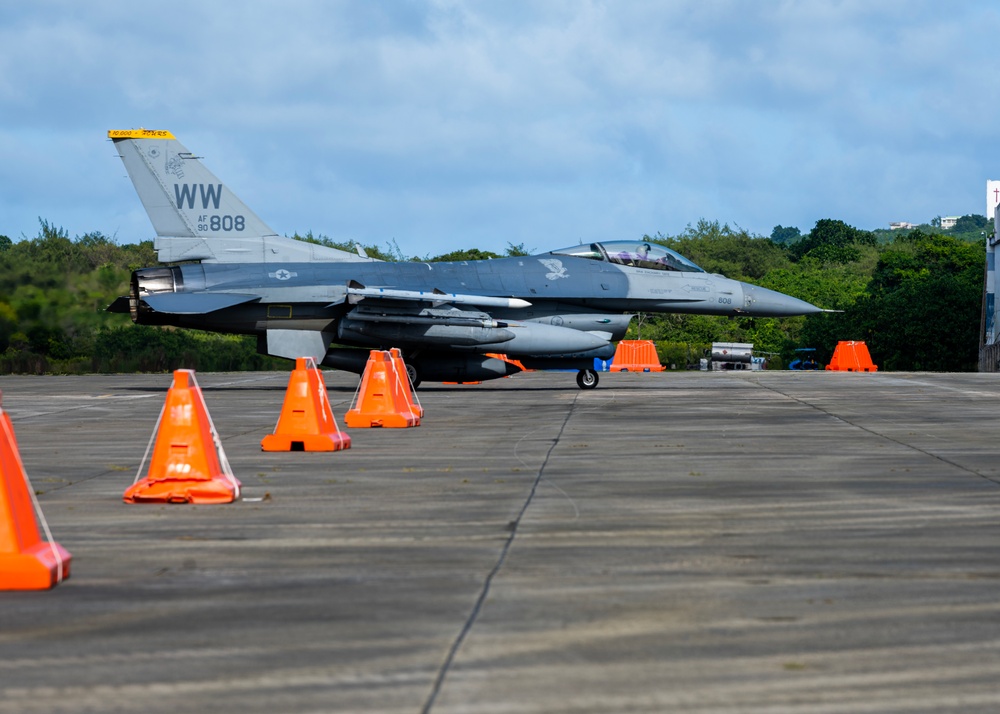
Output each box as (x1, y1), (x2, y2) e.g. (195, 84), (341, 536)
(539, 258), (569, 280)
(268, 269), (297, 281)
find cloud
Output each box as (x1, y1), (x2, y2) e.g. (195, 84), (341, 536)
(1, 1), (999, 252)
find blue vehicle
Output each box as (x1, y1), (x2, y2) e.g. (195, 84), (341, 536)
(789, 348), (821, 370)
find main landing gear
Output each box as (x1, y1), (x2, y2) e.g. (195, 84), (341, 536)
(402, 361), (421, 389)
(576, 369), (599, 390)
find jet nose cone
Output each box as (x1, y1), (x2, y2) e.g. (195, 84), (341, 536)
(741, 284), (823, 317)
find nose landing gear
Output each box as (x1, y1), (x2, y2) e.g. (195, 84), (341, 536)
(576, 369), (599, 390)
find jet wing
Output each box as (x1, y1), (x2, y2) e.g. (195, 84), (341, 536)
(142, 292), (261, 315)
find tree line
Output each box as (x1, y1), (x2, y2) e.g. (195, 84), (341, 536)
(0, 215), (987, 374)
(638, 218), (985, 370)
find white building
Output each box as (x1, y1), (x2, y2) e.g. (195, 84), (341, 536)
(983, 182), (999, 361)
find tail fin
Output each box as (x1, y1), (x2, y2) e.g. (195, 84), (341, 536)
(108, 129), (366, 264)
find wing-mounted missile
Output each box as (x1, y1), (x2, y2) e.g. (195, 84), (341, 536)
(345, 280), (531, 309)
(348, 304), (500, 329)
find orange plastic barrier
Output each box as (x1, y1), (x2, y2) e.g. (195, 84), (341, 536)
(124, 370), (241, 504)
(388, 348), (423, 417)
(0, 394), (72, 590)
(609, 340), (666, 372)
(825, 341), (878, 372)
(344, 351), (421, 428)
(262, 357), (352, 452)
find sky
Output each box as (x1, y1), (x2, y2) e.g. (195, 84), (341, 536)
(2, 0), (999, 257)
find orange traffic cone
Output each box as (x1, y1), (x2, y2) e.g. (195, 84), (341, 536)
(344, 351), (421, 428)
(388, 348), (423, 418)
(826, 341), (878, 372)
(124, 370), (241, 504)
(0, 393), (71, 590)
(262, 357), (352, 451)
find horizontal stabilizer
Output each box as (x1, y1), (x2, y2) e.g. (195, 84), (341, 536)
(107, 296), (131, 313)
(142, 292), (260, 315)
(152, 235), (372, 264)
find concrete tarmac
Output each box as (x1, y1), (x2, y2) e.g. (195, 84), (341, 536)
(0, 369), (998, 713)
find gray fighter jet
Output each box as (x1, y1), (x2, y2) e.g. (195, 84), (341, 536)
(106, 129), (823, 388)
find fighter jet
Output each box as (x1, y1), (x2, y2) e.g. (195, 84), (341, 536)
(106, 129), (823, 389)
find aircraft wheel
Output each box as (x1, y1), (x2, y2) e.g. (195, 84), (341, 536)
(576, 369), (599, 390)
(404, 361), (421, 389)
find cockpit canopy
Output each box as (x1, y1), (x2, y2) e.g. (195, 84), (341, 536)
(550, 241), (704, 273)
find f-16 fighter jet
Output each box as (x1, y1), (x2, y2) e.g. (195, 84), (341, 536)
(107, 129), (822, 388)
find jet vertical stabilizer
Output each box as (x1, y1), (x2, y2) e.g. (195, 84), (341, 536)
(108, 129), (368, 264)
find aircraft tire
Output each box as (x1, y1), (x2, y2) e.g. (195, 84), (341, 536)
(404, 361), (421, 389)
(576, 369), (599, 390)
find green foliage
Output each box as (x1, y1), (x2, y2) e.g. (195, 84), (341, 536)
(289, 231), (403, 261)
(0, 217), (989, 374)
(950, 214), (989, 234)
(0, 220), (147, 369)
(0, 220), (281, 374)
(871, 216), (990, 247)
(291, 231), (535, 262)
(650, 221), (792, 280)
(770, 225), (801, 245)
(427, 248), (501, 262)
(416, 242), (535, 262)
(635, 218), (983, 372)
(762, 259), (869, 311)
(851, 232), (983, 370)
(947, 214), (991, 245)
(654, 341), (709, 369)
(91, 326), (285, 373)
(789, 219), (876, 262)
(505, 242), (532, 257)
(631, 312), (799, 363)
(796, 231), (984, 370)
